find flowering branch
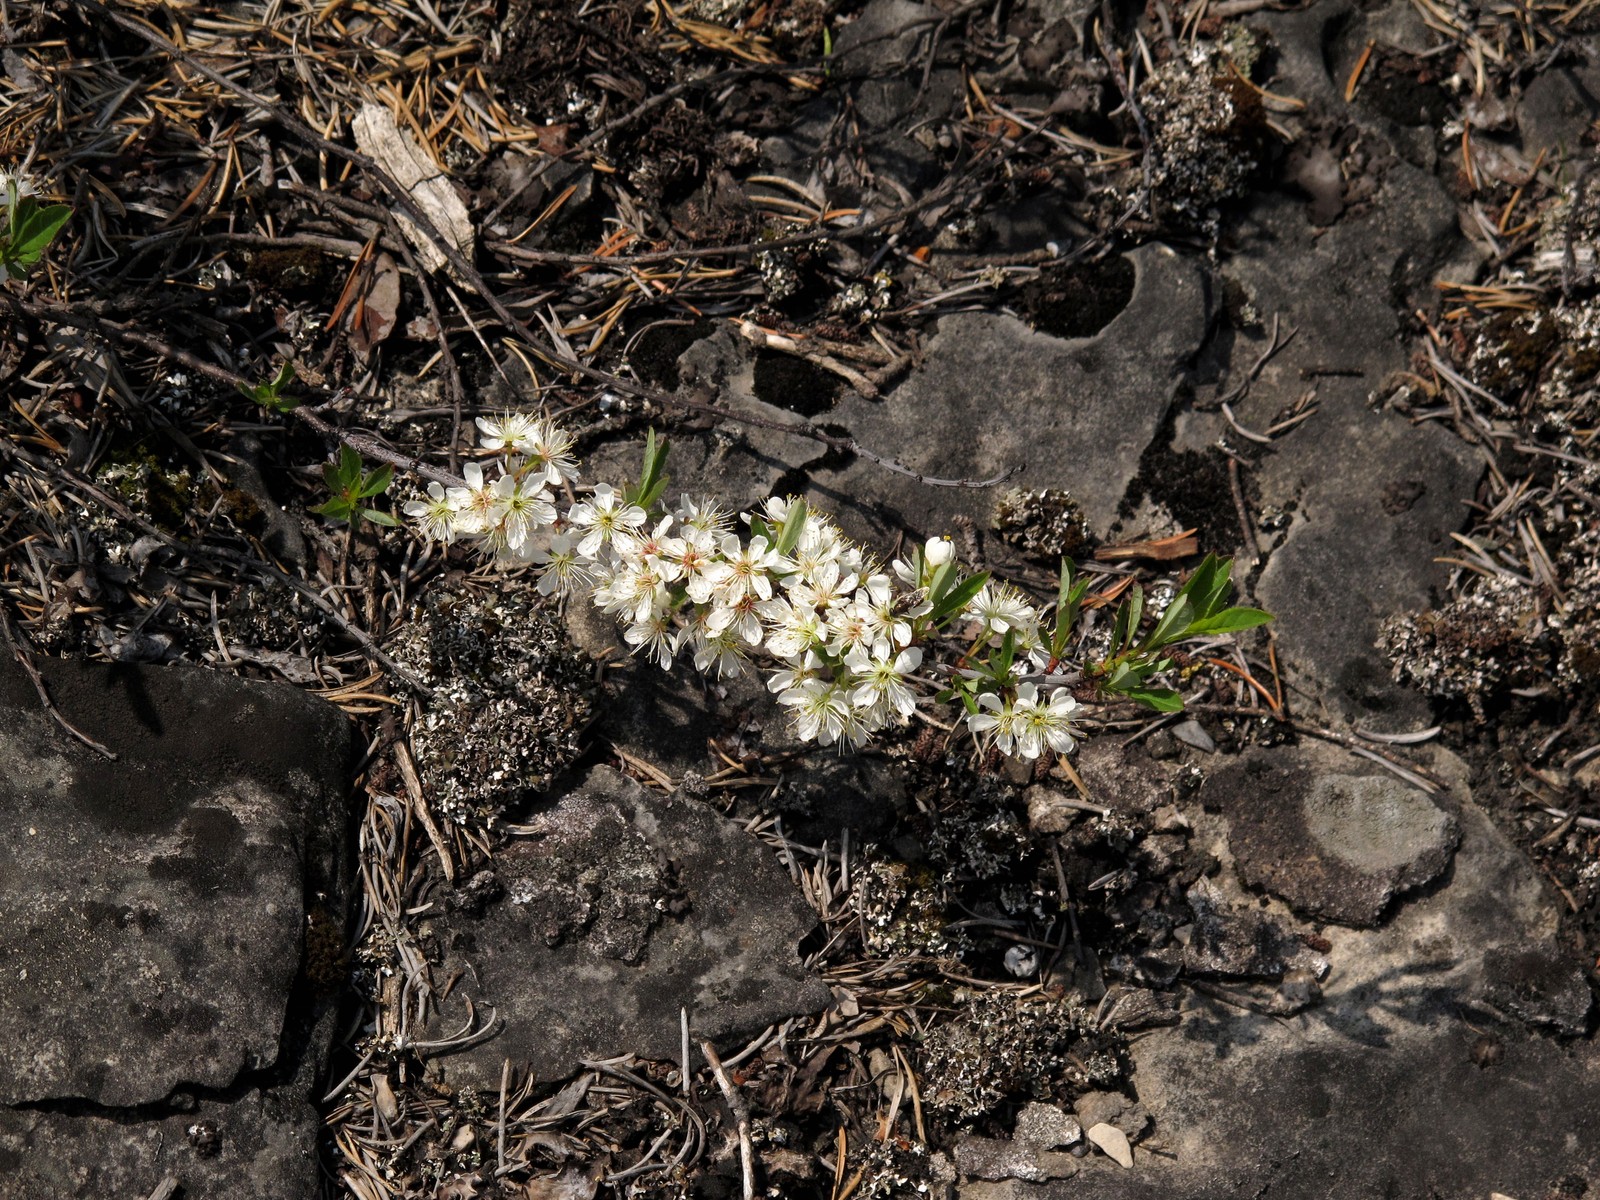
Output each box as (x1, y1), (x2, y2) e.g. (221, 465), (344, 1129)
(404, 417), (1272, 759)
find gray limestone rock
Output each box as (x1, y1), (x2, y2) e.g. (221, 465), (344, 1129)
(421, 767), (830, 1087)
(806, 245), (1211, 548)
(0, 652), (353, 1198)
(1222, 175), (1480, 726)
(1482, 946), (1593, 1035)
(965, 763), (1600, 1199)
(1203, 743), (1458, 926)
(1517, 63), (1600, 157)
(1012, 1102), (1082, 1151)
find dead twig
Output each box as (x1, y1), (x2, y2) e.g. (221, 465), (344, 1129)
(700, 1039), (756, 1200)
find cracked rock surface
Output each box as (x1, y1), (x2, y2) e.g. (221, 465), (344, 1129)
(0, 653), (353, 1198)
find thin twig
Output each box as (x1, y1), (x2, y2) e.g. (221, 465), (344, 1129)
(701, 1039), (755, 1200)
(1227, 456), (1262, 565)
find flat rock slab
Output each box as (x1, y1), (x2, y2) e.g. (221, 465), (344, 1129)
(1202, 742), (1459, 926)
(424, 767), (830, 1086)
(0, 653), (352, 1197)
(806, 244), (1209, 546)
(959, 758), (1599, 1198)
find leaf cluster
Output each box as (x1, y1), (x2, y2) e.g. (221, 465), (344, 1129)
(238, 361), (299, 413)
(312, 445), (399, 528)
(1086, 554), (1270, 710)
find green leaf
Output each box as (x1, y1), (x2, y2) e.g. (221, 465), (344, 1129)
(323, 445), (364, 495)
(7, 203), (71, 263)
(773, 499), (809, 557)
(361, 508), (401, 527)
(628, 428), (671, 510)
(1140, 595), (1194, 653)
(1183, 606), (1273, 637)
(356, 464), (394, 499)
(994, 630), (1016, 677)
(925, 559), (957, 611)
(1185, 554), (1234, 620)
(1117, 685), (1184, 712)
(311, 496), (355, 520)
(1049, 562), (1092, 660)
(931, 569), (990, 626)
(1111, 585), (1144, 656)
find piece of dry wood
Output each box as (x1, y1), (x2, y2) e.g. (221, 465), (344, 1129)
(352, 104), (473, 277)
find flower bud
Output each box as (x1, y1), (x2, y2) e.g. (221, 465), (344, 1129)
(924, 536), (954, 567)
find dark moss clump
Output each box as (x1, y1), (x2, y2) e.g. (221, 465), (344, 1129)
(387, 586), (595, 830)
(1123, 435), (1239, 558)
(628, 319), (714, 389)
(1358, 52), (1450, 128)
(918, 990), (1116, 1121)
(993, 487), (1091, 559)
(1019, 256), (1135, 339)
(1467, 309), (1559, 399)
(241, 246), (338, 296)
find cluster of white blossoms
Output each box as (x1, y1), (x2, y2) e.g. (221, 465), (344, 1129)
(405, 415), (1081, 759)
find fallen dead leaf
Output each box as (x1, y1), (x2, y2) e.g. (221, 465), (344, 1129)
(349, 251), (402, 360)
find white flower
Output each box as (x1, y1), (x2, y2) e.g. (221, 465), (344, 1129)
(761, 597), (826, 659)
(687, 621), (748, 679)
(522, 418), (580, 485)
(531, 532), (594, 596)
(823, 601), (876, 659)
(491, 471), (557, 550)
(784, 517), (845, 579)
(624, 607), (678, 670)
(673, 529), (721, 603)
(0, 170), (38, 207)
(924, 536), (954, 567)
(403, 481), (456, 543)
(785, 559), (856, 614)
(767, 650), (826, 695)
(967, 690), (1019, 755)
(966, 582), (1038, 637)
(845, 645), (922, 719)
(445, 462), (501, 536)
(703, 533), (781, 604)
(476, 412), (540, 453)
(567, 483), (646, 558)
(612, 517), (686, 582)
(675, 494), (732, 539)
(778, 679), (851, 746)
(1015, 686), (1081, 758)
(706, 591), (766, 645)
(978, 683), (1079, 760)
(855, 574), (916, 655)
